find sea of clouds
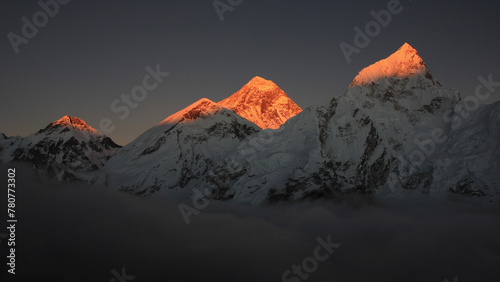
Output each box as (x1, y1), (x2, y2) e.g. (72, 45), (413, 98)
(0, 163), (499, 282)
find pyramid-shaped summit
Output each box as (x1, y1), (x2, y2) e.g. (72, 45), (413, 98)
(244, 76), (279, 90)
(350, 43), (440, 88)
(45, 115), (98, 134)
(219, 76), (302, 129)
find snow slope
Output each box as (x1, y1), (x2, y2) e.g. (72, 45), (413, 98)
(102, 98), (261, 197)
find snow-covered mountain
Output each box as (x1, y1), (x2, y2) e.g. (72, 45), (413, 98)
(342, 44), (499, 199)
(225, 43), (499, 203)
(423, 100), (500, 197)
(224, 44), (461, 203)
(219, 76), (302, 129)
(102, 98), (261, 196)
(7, 43), (495, 203)
(103, 43), (499, 203)
(0, 115), (121, 182)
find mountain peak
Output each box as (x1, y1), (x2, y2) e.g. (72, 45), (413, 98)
(47, 115), (98, 134)
(159, 98), (223, 125)
(219, 77), (302, 129)
(398, 42), (417, 53)
(350, 43), (439, 87)
(246, 76), (279, 91)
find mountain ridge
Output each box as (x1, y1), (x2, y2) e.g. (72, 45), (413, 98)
(45, 115), (98, 134)
(3, 43), (499, 203)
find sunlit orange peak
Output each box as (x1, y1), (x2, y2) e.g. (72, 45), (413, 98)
(350, 42), (427, 87)
(218, 76), (302, 129)
(245, 76), (279, 90)
(159, 98), (223, 125)
(49, 115), (98, 133)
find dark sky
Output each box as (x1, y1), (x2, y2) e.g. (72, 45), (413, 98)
(1, 0), (499, 145)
